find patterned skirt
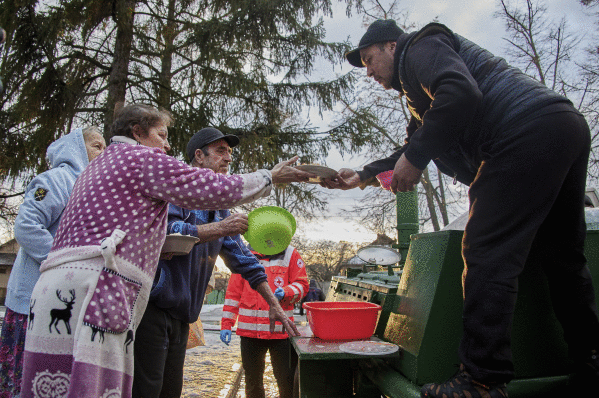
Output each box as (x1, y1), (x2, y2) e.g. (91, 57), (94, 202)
(21, 243), (153, 398)
(0, 307), (29, 398)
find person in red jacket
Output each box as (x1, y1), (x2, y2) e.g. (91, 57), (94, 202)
(220, 245), (308, 398)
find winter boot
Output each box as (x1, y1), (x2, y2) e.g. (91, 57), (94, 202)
(421, 365), (508, 398)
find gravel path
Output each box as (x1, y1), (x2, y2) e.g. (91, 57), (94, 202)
(181, 305), (306, 398)
(181, 330), (243, 398)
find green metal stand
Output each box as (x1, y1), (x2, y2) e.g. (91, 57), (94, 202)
(358, 358), (572, 398)
(358, 230), (599, 397)
(290, 336), (400, 398)
(204, 289), (225, 304)
(394, 190), (419, 265)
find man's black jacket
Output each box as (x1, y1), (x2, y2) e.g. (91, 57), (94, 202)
(357, 23), (576, 186)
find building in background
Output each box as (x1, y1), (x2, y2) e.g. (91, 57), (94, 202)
(0, 239), (18, 307)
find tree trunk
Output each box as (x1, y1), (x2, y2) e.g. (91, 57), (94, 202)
(421, 168), (440, 231)
(333, 242), (352, 277)
(436, 167), (450, 226)
(157, 0), (177, 109)
(104, 0), (137, 135)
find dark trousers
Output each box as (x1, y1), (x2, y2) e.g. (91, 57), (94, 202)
(460, 111), (599, 383)
(132, 301), (190, 398)
(240, 336), (297, 398)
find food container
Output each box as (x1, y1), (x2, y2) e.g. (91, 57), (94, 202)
(302, 301), (382, 340)
(293, 164), (338, 183)
(161, 234), (200, 255)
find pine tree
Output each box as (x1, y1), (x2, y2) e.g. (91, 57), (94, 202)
(0, 0), (373, 222)
(0, 0), (114, 177)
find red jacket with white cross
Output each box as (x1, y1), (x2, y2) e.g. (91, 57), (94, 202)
(220, 246), (308, 339)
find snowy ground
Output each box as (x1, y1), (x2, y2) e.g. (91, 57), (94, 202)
(181, 305), (308, 398)
(181, 329), (243, 398)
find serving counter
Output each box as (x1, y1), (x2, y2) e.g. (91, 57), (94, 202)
(291, 333), (400, 398)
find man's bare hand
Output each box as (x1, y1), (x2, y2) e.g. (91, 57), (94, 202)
(269, 302), (300, 336)
(320, 168), (361, 190)
(390, 154), (423, 193)
(218, 213), (249, 236)
(271, 156), (316, 184)
(255, 281), (300, 336)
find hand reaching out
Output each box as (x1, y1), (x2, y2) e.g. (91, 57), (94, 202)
(255, 281), (299, 336)
(271, 156), (316, 184)
(320, 168), (361, 190)
(269, 303), (299, 336)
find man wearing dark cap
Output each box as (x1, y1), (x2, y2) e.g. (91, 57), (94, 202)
(133, 127), (269, 398)
(323, 19), (599, 397)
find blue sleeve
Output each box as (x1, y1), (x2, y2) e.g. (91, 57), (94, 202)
(220, 234), (267, 290)
(166, 204), (200, 237)
(14, 170), (71, 264)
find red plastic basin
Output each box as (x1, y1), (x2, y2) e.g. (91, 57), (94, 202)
(302, 301), (382, 340)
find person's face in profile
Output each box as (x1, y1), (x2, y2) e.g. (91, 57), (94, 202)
(134, 122), (171, 153)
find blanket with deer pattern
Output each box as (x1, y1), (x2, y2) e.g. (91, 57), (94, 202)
(21, 230), (152, 398)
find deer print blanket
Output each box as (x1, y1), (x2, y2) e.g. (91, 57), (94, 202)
(22, 230), (151, 398)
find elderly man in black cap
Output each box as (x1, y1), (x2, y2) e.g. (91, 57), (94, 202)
(323, 19), (599, 397)
(132, 127), (285, 398)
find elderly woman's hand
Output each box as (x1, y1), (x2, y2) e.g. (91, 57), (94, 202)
(270, 156), (315, 184)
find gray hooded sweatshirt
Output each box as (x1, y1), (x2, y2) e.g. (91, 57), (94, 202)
(6, 128), (89, 315)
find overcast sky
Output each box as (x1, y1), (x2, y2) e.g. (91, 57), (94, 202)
(297, 0), (597, 242)
(324, 0), (595, 58)
(2, 1), (596, 244)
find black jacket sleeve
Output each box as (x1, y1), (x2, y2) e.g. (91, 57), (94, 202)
(402, 34), (482, 170)
(356, 144), (407, 182)
(356, 116), (418, 182)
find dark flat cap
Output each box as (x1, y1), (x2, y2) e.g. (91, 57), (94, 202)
(346, 19), (404, 68)
(186, 127), (239, 162)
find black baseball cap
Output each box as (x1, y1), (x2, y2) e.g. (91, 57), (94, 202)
(346, 19), (404, 68)
(186, 127), (239, 162)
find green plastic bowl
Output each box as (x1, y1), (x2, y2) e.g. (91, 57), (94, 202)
(244, 206), (296, 255)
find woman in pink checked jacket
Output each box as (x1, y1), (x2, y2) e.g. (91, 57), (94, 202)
(20, 104), (311, 398)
